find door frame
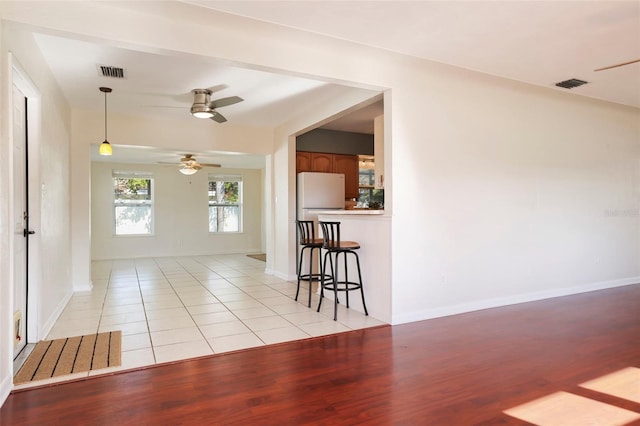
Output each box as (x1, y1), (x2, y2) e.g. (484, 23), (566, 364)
(9, 54), (42, 354)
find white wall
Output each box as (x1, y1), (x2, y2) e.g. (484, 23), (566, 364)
(389, 64), (640, 323)
(91, 162), (263, 259)
(0, 23), (73, 402)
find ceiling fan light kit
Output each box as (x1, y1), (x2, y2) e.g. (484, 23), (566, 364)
(191, 109), (213, 119)
(179, 165), (199, 175)
(99, 87), (113, 156)
(189, 88), (243, 123)
(191, 89), (214, 119)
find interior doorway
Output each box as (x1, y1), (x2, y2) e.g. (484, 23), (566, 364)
(11, 58), (41, 363)
(12, 83), (29, 359)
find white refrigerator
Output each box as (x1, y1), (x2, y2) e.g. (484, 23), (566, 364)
(297, 172), (345, 222)
(296, 172), (345, 282)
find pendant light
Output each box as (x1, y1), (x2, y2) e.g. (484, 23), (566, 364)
(98, 87), (113, 156)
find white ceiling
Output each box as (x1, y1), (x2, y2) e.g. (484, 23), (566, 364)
(25, 1), (640, 167)
(33, 33), (379, 130)
(190, 0), (640, 108)
(31, 31), (382, 167)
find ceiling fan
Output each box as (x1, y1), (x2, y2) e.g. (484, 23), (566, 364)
(594, 59), (640, 72)
(190, 89), (243, 123)
(159, 154), (221, 175)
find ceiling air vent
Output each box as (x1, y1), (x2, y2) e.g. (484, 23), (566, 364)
(555, 78), (588, 89)
(97, 65), (126, 79)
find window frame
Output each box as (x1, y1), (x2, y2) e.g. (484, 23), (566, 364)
(112, 171), (155, 236)
(208, 174), (243, 234)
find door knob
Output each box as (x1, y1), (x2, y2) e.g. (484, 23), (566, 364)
(23, 229), (35, 237)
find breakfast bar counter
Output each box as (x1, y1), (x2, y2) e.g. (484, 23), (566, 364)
(314, 209), (384, 216)
(316, 211), (391, 323)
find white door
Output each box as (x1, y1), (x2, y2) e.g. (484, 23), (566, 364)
(13, 84), (28, 358)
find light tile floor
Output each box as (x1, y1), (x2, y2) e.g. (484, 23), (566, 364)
(14, 254), (384, 389)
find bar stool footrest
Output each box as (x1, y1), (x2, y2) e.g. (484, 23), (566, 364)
(299, 273), (333, 282)
(321, 281), (362, 291)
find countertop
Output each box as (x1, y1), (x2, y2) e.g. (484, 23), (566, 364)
(315, 209), (385, 215)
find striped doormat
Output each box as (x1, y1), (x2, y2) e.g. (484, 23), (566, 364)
(14, 331), (122, 385)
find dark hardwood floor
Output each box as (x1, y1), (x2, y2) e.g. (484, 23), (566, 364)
(2, 284), (639, 425)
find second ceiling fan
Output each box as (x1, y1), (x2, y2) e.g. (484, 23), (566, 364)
(191, 89), (243, 123)
(160, 154), (221, 175)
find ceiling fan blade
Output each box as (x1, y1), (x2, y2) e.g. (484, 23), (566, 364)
(210, 112), (227, 123)
(594, 59), (640, 72)
(206, 84), (229, 94)
(210, 96), (243, 109)
(199, 163), (222, 168)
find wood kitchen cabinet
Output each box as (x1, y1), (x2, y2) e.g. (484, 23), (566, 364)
(296, 152), (334, 173)
(296, 151), (312, 173)
(333, 154), (359, 199)
(296, 151), (359, 199)
(310, 152), (333, 173)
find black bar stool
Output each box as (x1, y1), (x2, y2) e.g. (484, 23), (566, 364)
(295, 220), (330, 307)
(317, 221), (368, 321)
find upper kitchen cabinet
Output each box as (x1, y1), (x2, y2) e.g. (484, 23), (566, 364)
(296, 151), (335, 173)
(333, 154), (359, 199)
(310, 152), (333, 173)
(296, 151), (312, 173)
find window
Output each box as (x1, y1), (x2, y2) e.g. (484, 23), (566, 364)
(113, 172), (153, 235)
(358, 168), (384, 208)
(209, 175), (242, 233)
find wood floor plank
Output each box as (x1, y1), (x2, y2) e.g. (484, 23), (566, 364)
(2, 284), (639, 425)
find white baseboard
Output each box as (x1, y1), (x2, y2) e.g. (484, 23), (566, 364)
(392, 277), (640, 325)
(73, 279), (93, 293)
(1, 372), (12, 408)
(39, 289), (73, 340)
(271, 270), (295, 281)
(264, 267), (275, 276)
(92, 248), (264, 261)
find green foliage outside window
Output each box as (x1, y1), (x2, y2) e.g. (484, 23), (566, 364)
(358, 169), (384, 208)
(114, 178), (152, 201)
(209, 178), (241, 232)
(113, 177), (153, 235)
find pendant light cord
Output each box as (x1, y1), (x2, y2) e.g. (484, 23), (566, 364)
(104, 90), (108, 141)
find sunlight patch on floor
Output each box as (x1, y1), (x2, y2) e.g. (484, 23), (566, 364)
(580, 367), (640, 404)
(504, 391), (640, 425)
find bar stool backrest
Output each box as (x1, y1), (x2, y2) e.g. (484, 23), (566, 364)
(319, 221), (341, 249)
(297, 220), (317, 245)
